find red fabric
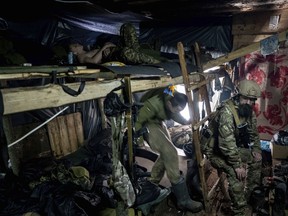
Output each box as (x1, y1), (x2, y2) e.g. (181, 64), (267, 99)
(241, 47), (288, 141)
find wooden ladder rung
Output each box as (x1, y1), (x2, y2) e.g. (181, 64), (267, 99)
(192, 115), (211, 131)
(188, 79), (210, 91)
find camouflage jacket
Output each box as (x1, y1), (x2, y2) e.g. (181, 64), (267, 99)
(215, 98), (261, 169)
(135, 88), (189, 132)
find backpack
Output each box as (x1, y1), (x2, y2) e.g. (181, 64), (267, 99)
(200, 100), (241, 158)
(104, 83), (130, 117)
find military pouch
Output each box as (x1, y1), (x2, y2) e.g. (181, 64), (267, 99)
(201, 125), (213, 139)
(237, 122), (251, 148)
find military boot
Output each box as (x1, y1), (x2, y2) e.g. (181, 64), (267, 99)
(135, 180), (171, 216)
(171, 176), (203, 213)
(137, 187), (170, 216)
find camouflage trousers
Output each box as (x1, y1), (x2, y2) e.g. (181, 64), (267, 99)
(117, 23), (160, 65)
(145, 122), (181, 185)
(209, 148), (262, 215)
(120, 47), (160, 64)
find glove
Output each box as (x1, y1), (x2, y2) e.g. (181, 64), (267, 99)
(234, 167), (246, 181)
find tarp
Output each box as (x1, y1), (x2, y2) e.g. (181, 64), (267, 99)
(0, 2), (149, 47)
(140, 17), (233, 53)
(0, 1), (232, 54)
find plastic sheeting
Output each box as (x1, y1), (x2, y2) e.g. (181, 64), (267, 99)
(0, 1), (150, 47)
(0, 1), (232, 53)
(140, 17), (233, 53)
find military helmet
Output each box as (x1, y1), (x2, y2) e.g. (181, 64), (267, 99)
(237, 79), (261, 99)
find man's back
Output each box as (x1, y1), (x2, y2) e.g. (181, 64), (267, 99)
(140, 88), (166, 103)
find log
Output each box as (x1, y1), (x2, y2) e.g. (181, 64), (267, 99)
(1, 72), (216, 115)
(0, 68), (102, 80)
(0, 65), (87, 73)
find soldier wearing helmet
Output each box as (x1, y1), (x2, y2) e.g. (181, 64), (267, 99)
(237, 79), (261, 99)
(207, 79), (262, 215)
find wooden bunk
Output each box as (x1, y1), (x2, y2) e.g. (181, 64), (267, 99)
(0, 64), (216, 115)
(1, 28), (287, 115)
(1, 29), (287, 214)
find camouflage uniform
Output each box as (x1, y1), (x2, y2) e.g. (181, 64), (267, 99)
(209, 98), (262, 215)
(109, 23), (160, 65)
(135, 88), (189, 184)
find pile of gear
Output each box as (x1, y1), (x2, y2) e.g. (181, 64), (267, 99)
(253, 131), (288, 216)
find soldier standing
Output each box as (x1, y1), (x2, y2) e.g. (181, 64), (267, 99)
(135, 86), (203, 213)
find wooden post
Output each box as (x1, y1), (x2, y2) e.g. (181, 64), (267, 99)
(177, 42), (211, 213)
(124, 76), (134, 179)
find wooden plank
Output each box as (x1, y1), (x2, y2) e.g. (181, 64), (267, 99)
(47, 118), (62, 158)
(0, 65), (87, 73)
(233, 34), (272, 50)
(233, 34), (275, 44)
(74, 112), (84, 148)
(202, 28), (288, 71)
(66, 113), (79, 152)
(2, 80), (125, 115)
(194, 42), (211, 115)
(177, 41), (210, 213)
(0, 69), (102, 80)
(1, 72), (219, 115)
(47, 112), (84, 159)
(232, 9), (288, 35)
(57, 115), (71, 157)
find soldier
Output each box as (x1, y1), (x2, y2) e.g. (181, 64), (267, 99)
(135, 86), (203, 213)
(69, 23), (162, 65)
(69, 41), (116, 64)
(107, 23), (161, 65)
(207, 79), (262, 215)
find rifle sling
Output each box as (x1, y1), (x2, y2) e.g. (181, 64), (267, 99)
(227, 100), (241, 127)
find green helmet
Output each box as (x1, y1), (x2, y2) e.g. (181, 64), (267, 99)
(237, 79), (261, 99)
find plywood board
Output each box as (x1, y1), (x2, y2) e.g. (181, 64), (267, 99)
(47, 112), (84, 159)
(232, 9), (288, 35)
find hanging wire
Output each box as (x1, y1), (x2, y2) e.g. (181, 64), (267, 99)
(8, 106), (69, 148)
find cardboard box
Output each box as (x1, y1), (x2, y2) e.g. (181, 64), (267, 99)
(270, 141), (288, 159)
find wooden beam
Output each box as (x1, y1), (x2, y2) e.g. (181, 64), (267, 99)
(1, 72), (216, 115)
(202, 28), (288, 71)
(0, 69), (102, 80)
(232, 34), (272, 50)
(0, 65), (87, 74)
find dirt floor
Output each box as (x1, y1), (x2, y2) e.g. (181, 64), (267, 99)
(147, 163), (276, 216)
(148, 168), (233, 216)
(134, 145), (233, 216)
(133, 138), (276, 216)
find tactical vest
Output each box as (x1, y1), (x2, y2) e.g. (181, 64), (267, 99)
(200, 100), (242, 158)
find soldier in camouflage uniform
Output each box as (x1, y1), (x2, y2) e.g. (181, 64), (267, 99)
(108, 23), (161, 65)
(208, 79), (262, 215)
(135, 86), (203, 213)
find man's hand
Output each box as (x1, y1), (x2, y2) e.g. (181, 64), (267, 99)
(252, 151), (262, 162)
(234, 167), (246, 180)
(103, 42), (116, 49)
